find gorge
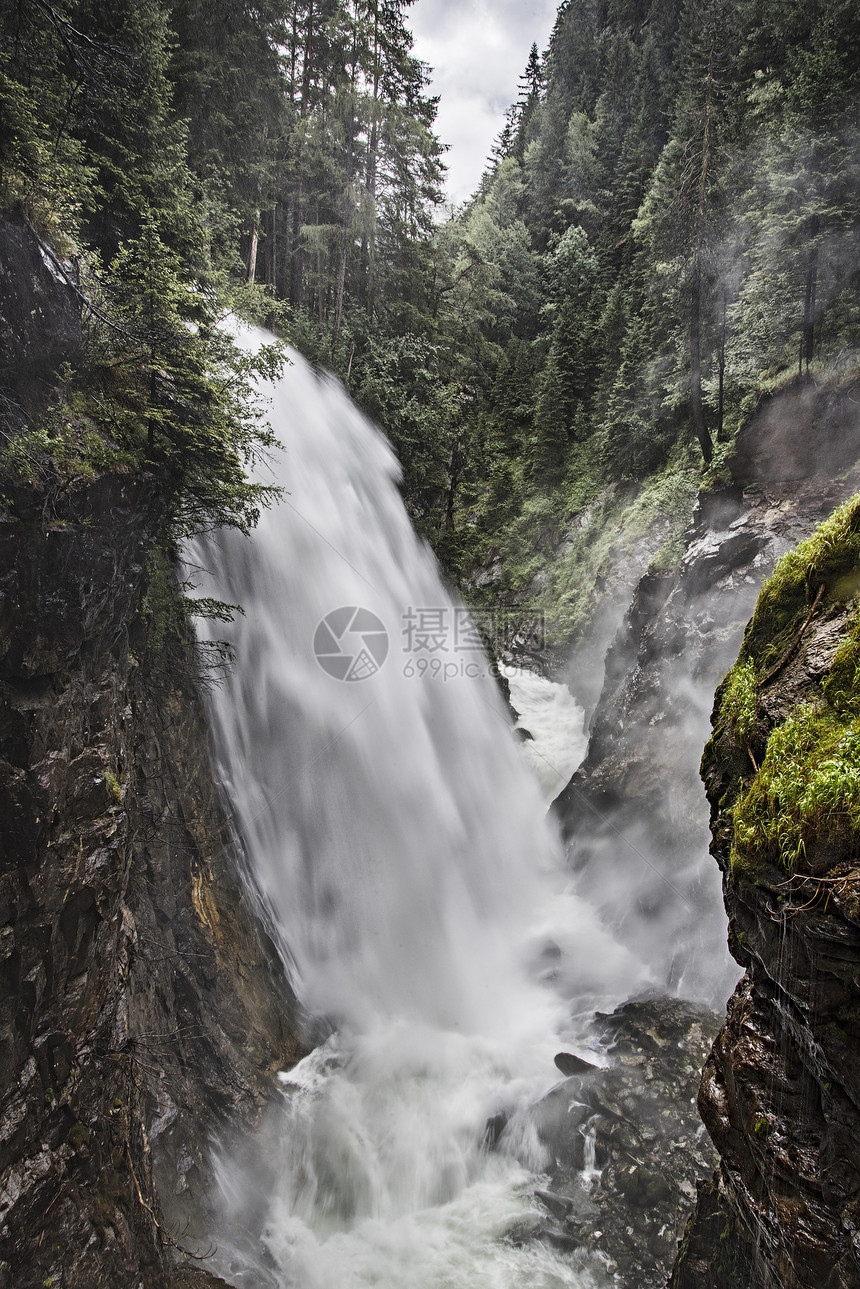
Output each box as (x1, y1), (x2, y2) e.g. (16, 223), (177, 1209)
(2, 0), (860, 1283)
(3, 259), (860, 1285)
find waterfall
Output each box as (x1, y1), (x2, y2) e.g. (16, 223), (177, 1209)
(189, 326), (646, 1288)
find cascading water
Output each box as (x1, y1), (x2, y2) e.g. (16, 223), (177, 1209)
(503, 667), (588, 801)
(189, 326), (647, 1288)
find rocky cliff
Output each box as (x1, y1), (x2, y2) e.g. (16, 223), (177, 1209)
(671, 488), (860, 1288)
(524, 997), (719, 1288)
(554, 383), (860, 1004)
(0, 218), (302, 1287)
(0, 465), (303, 1288)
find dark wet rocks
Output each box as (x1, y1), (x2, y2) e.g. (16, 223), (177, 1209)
(0, 472), (302, 1286)
(519, 998), (720, 1289)
(673, 814), (860, 1286)
(0, 215), (81, 419)
(169, 1267), (233, 1289)
(554, 1051), (599, 1076)
(553, 382), (860, 1002)
(671, 542), (860, 1284)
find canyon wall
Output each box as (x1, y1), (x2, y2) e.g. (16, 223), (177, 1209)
(554, 384), (860, 1004)
(551, 379), (860, 1287)
(0, 220), (302, 1288)
(673, 496), (860, 1288)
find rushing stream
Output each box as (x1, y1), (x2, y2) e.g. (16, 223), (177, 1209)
(189, 329), (647, 1287)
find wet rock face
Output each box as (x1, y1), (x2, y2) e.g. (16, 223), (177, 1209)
(0, 474), (301, 1287)
(0, 474), (163, 1288)
(553, 385), (860, 1002)
(0, 217), (81, 416)
(671, 550), (860, 1284)
(523, 998), (719, 1288)
(673, 873), (860, 1286)
(686, 824), (860, 1283)
(731, 385), (860, 485)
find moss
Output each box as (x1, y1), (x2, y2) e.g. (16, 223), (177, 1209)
(742, 493), (860, 668)
(720, 660), (758, 743)
(731, 704), (860, 875)
(104, 771), (122, 803)
(823, 623), (860, 715)
(66, 1121), (90, 1151)
(93, 1165), (129, 1226)
(728, 925), (748, 955)
(706, 495), (860, 881)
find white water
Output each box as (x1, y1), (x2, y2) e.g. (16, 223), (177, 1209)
(504, 668), (589, 801)
(190, 328), (646, 1287)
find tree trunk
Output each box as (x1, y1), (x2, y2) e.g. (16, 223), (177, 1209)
(802, 214), (820, 380)
(293, 177), (304, 308)
(333, 101), (356, 349)
(689, 31), (716, 466)
(362, 4), (381, 315)
(267, 204), (277, 290)
(690, 258), (713, 464)
(445, 430), (463, 529)
(246, 123), (269, 285)
(717, 295), (727, 441)
(301, 0), (316, 113)
(247, 211), (260, 284)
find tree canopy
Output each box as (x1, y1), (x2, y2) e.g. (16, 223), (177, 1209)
(2, 0), (858, 601)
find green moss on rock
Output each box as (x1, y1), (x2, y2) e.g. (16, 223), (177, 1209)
(742, 494), (860, 669)
(719, 660), (758, 743)
(705, 493), (860, 880)
(731, 705), (860, 875)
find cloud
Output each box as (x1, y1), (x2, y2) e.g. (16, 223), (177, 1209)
(409, 0), (559, 206)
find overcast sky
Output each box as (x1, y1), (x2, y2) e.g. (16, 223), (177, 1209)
(409, 0), (560, 208)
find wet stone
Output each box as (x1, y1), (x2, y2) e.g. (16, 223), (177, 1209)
(524, 997), (719, 1289)
(555, 1051), (599, 1076)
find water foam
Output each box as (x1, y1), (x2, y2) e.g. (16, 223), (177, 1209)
(189, 327), (643, 1286)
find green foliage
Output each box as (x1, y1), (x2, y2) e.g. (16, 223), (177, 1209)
(743, 494), (860, 666)
(0, 0), (290, 551)
(731, 704), (860, 873)
(2, 0), (859, 659)
(0, 56), (92, 240)
(700, 440), (737, 494)
(142, 545), (240, 677)
(823, 630), (860, 716)
(378, 0), (860, 611)
(710, 494), (860, 880)
(352, 333), (460, 534)
(143, 547), (189, 656)
(0, 416), (124, 487)
(479, 450), (698, 644)
(720, 660), (758, 742)
(104, 771), (122, 803)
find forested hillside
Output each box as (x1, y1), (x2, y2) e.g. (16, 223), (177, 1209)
(2, 0), (859, 642)
(374, 0), (860, 641)
(0, 0), (443, 552)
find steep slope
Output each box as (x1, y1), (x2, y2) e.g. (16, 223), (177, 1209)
(671, 493), (860, 1288)
(0, 465), (302, 1287)
(553, 383), (860, 1001)
(0, 233), (302, 1286)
